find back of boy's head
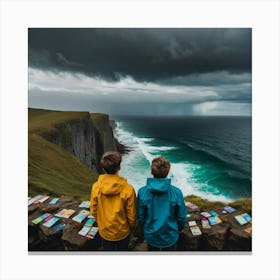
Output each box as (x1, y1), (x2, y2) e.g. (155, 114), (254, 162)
(151, 156), (170, 178)
(101, 151), (122, 174)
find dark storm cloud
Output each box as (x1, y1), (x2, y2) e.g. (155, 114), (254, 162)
(28, 28), (251, 82)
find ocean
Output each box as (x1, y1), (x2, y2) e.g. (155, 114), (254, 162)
(115, 116), (251, 202)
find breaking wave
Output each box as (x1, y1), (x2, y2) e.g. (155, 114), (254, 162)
(115, 121), (233, 203)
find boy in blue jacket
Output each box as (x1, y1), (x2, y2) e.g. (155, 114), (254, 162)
(137, 157), (187, 251)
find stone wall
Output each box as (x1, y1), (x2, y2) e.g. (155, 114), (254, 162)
(28, 198), (251, 252)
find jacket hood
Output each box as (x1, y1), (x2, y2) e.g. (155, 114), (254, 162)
(98, 174), (126, 195)
(146, 178), (171, 193)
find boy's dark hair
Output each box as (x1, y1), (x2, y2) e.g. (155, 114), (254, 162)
(101, 151), (122, 174)
(151, 157), (170, 178)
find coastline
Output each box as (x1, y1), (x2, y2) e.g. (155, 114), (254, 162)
(111, 119), (132, 155)
(113, 119), (251, 203)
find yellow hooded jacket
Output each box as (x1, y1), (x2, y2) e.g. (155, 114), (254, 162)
(90, 174), (137, 241)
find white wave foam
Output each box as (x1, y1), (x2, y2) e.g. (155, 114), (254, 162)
(170, 163), (233, 203)
(115, 121), (233, 203)
(115, 122), (151, 188)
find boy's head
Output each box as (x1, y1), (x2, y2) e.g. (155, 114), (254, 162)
(151, 156), (170, 178)
(101, 151), (122, 174)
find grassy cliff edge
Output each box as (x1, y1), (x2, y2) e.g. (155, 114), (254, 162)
(185, 195), (252, 214)
(28, 108), (98, 200)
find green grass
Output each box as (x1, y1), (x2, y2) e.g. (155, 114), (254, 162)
(28, 108), (98, 200)
(229, 198), (252, 215)
(29, 108), (89, 134)
(185, 195), (252, 215)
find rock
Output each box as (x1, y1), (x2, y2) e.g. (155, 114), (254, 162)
(115, 140), (132, 154)
(91, 114), (116, 152)
(28, 197), (252, 251)
(43, 116), (99, 172)
(201, 222), (230, 251)
(28, 204), (39, 215)
(186, 207), (201, 215)
(28, 198), (101, 251)
(128, 236), (139, 250)
(133, 241), (148, 251)
(62, 220), (101, 251)
(227, 227), (252, 251)
(91, 113), (131, 156)
(178, 227), (204, 251)
(28, 223), (41, 251)
(37, 224), (65, 251)
(176, 205), (252, 251)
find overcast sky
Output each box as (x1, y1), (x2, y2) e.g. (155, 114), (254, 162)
(28, 28), (252, 116)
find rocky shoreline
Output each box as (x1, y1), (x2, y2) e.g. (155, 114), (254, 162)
(110, 119), (131, 154)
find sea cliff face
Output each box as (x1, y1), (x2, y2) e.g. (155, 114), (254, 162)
(43, 116), (99, 171)
(41, 112), (123, 173)
(28, 108), (126, 199)
(90, 113), (117, 153)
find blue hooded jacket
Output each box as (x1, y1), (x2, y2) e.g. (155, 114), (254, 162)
(137, 178), (187, 248)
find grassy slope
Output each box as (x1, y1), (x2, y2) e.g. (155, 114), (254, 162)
(28, 108), (98, 200)
(185, 195), (252, 215)
(29, 108), (89, 133)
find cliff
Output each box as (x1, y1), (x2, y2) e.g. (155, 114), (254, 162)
(42, 115), (99, 172)
(28, 108), (125, 199)
(91, 114), (131, 155)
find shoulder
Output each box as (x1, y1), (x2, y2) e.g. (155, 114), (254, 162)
(119, 177), (136, 195)
(93, 174), (105, 186)
(170, 184), (182, 192)
(138, 185), (148, 195)
(170, 184), (184, 197)
(91, 176), (101, 189)
(126, 183), (136, 195)
(137, 185), (151, 200)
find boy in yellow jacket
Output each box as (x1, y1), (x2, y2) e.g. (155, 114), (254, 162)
(90, 151), (136, 251)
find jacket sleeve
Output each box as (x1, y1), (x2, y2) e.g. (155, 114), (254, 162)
(90, 182), (98, 221)
(176, 190), (187, 231)
(137, 189), (146, 226)
(125, 186), (137, 230)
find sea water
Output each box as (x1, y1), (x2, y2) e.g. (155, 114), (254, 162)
(115, 116), (251, 202)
